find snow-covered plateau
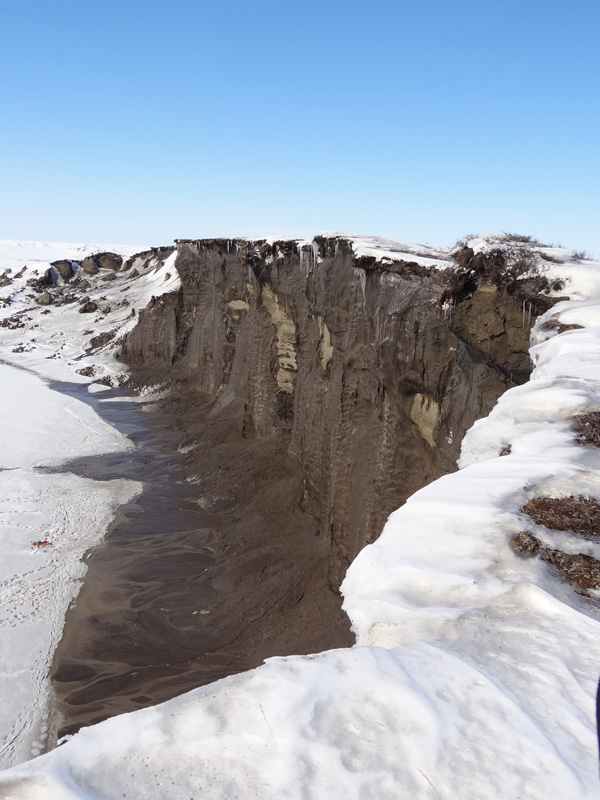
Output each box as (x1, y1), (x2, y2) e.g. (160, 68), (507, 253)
(0, 234), (599, 798)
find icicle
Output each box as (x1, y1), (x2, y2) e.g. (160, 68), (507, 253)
(311, 240), (319, 269)
(522, 299), (526, 327)
(335, 241), (340, 259)
(299, 248), (305, 274)
(227, 240), (230, 253)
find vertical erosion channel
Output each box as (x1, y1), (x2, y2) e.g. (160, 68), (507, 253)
(51, 236), (536, 739)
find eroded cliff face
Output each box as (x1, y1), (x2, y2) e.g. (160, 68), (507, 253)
(122, 238), (524, 641)
(50, 236), (541, 733)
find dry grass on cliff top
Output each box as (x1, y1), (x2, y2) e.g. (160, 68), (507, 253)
(522, 495), (600, 538)
(573, 411), (600, 448)
(512, 530), (600, 591)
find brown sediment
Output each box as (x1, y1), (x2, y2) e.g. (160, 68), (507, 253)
(49, 384), (351, 740)
(51, 236), (555, 740)
(540, 318), (584, 335)
(45, 389), (229, 737)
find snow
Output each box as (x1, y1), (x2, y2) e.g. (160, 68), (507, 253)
(2, 235), (600, 797)
(0, 364), (131, 469)
(0, 239), (180, 385)
(1, 643), (592, 800)
(319, 231), (452, 269)
(0, 240), (144, 272)
(0, 240), (165, 769)
(0, 365), (140, 769)
(0, 468), (139, 769)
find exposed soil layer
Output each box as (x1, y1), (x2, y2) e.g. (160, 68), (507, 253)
(52, 236), (552, 737)
(522, 495), (600, 538)
(516, 494), (600, 595)
(512, 531), (600, 591)
(540, 318), (584, 335)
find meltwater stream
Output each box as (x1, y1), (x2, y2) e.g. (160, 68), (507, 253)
(45, 383), (240, 741)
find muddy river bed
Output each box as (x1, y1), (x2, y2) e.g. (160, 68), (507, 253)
(46, 385), (236, 738)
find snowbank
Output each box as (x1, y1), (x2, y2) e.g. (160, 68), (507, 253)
(317, 231), (452, 269)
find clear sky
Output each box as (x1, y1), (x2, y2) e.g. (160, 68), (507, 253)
(1, 0), (599, 254)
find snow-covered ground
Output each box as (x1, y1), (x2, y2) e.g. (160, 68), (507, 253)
(0, 241), (145, 273)
(0, 239), (179, 385)
(1, 236), (600, 798)
(0, 364), (140, 768)
(0, 239), (181, 769)
(340, 232), (452, 269)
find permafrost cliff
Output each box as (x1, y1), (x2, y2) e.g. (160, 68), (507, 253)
(116, 235), (534, 676)
(2, 234), (599, 797)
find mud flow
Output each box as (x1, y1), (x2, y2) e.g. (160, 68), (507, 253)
(46, 384), (236, 739)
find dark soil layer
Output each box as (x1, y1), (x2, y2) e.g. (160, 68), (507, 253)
(540, 319), (584, 335)
(543, 549), (600, 590)
(516, 494), (600, 594)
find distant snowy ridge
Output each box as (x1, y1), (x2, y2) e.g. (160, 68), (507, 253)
(0, 240), (145, 271)
(1, 237), (600, 798)
(332, 232), (453, 269)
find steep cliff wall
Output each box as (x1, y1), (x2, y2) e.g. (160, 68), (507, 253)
(119, 237), (527, 662)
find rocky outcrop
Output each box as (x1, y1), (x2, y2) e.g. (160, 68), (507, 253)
(94, 252), (123, 271)
(446, 244), (567, 383)
(79, 256), (99, 275)
(123, 246), (175, 272)
(51, 260), (76, 282)
(35, 291), (52, 306)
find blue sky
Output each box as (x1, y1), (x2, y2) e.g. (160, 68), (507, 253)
(1, 0), (598, 254)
